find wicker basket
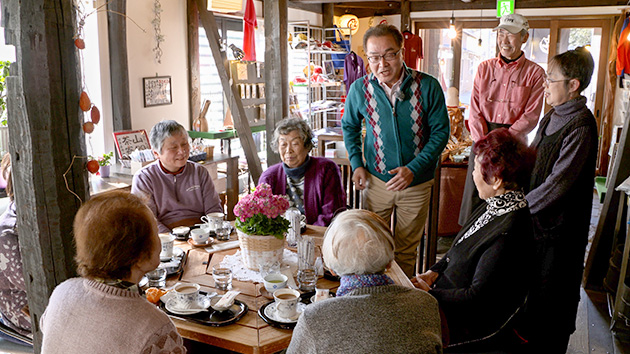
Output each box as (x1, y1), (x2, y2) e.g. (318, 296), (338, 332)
(237, 229), (284, 270)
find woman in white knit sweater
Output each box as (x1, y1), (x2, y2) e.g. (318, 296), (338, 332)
(41, 190), (186, 353)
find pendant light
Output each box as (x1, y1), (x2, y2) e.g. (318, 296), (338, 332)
(447, 11), (457, 40)
(478, 9), (483, 47)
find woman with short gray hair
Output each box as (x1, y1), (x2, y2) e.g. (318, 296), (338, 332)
(131, 120), (222, 233)
(287, 209), (443, 354)
(259, 117), (345, 226)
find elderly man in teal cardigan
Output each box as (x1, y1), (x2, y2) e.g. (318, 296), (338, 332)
(342, 24), (449, 277)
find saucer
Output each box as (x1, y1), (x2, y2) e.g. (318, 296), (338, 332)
(263, 301), (307, 323)
(164, 294), (212, 315)
(187, 238), (214, 248)
(161, 247), (184, 262)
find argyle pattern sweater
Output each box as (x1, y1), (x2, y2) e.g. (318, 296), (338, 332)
(342, 66), (450, 187)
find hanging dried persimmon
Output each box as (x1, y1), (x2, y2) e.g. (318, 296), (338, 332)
(90, 106), (100, 124)
(79, 91), (91, 112)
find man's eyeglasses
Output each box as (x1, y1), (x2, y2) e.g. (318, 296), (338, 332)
(366, 49), (401, 63)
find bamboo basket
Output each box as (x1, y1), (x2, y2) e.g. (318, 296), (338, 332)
(237, 229), (284, 270)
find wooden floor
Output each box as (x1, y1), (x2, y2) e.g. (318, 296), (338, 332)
(566, 192), (629, 354)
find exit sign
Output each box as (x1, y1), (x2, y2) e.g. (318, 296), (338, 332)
(497, 0), (514, 17)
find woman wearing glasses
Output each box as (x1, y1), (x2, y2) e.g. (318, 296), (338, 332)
(523, 47), (597, 353)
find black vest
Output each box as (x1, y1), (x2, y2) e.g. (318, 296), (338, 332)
(528, 107), (597, 240)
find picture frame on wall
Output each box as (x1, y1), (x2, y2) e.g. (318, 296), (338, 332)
(143, 76), (172, 107)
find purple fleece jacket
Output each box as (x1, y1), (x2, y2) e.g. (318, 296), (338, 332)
(259, 157), (346, 226)
(131, 160), (222, 233)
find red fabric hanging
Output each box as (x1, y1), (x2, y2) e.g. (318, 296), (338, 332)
(243, 0), (257, 61)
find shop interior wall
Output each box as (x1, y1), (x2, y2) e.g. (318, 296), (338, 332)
(95, 0), (323, 140)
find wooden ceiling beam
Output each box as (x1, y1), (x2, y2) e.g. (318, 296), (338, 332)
(288, 0), (627, 15)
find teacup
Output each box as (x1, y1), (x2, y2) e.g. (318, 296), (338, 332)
(273, 288), (300, 319)
(159, 234), (176, 260)
(190, 228), (210, 244)
(263, 273), (288, 293)
(201, 212), (224, 231)
(173, 283), (201, 309)
(171, 226), (190, 240)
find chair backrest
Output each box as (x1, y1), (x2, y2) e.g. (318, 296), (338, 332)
(0, 319), (33, 347)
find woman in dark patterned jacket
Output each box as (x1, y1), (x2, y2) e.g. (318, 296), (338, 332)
(0, 153), (32, 342)
(413, 129), (535, 352)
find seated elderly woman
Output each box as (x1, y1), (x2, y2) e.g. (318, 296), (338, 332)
(288, 209), (442, 354)
(259, 118), (346, 226)
(413, 128), (534, 352)
(132, 119), (222, 233)
(40, 190), (185, 353)
(0, 153), (32, 344)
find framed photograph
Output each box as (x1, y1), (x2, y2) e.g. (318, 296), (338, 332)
(323, 60), (335, 76)
(143, 76), (172, 107)
(113, 129), (151, 160)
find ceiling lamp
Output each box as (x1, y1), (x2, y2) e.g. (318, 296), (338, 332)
(338, 14), (360, 36)
(447, 12), (457, 40)
(208, 0), (242, 13)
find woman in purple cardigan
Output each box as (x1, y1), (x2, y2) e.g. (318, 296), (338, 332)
(259, 118), (346, 226)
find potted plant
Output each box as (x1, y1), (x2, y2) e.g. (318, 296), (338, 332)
(233, 183), (290, 270)
(97, 152), (114, 178)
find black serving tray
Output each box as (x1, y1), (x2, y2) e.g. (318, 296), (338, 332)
(160, 292), (248, 327)
(258, 291), (335, 330)
(162, 247), (186, 276)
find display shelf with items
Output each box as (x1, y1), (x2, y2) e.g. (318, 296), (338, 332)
(229, 60), (265, 128)
(288, 21), (350, 130)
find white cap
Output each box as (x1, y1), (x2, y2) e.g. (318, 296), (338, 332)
(494, 14), (529, 34)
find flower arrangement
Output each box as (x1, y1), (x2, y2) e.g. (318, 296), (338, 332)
(234, 183), (290, 239)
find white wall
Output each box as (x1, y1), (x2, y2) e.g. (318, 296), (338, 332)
(126, 0), (190, 134)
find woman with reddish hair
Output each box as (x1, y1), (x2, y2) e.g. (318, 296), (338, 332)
(413, 128), (535, 352)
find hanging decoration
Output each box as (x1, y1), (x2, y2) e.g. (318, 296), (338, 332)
(66, 1), (147, 202)
(243, 0), (257, 61)
(152, 0), (165, 64)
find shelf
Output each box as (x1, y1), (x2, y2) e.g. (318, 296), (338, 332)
(293, 82), (342, 88)
(188, 125), (266, 140)
(291, 49), (349, 55)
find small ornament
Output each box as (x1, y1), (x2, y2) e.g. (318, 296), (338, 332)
(82, 121), (94, 134)
(86, 159), (99, 174)
(90, 106), (100, 124)
(229, 44), (245, 61)
(79, 91), (91, 112)
(74, 38), (85, 50)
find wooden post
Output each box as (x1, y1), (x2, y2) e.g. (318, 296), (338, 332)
(107, 0), (131, 132)
(195, 0), (263, 184)
(3, 0), (89, 349)
(401, 0), (410, 32)
(264, 0), (289, 167)
(323, 4), (334, 30)
(187, 0), (201, 127)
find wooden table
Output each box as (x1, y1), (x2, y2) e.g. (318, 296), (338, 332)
(166, 225), (413, 354)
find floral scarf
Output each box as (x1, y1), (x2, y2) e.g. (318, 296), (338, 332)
(455, 189), (528, 246)
(336, 273), (395, 297)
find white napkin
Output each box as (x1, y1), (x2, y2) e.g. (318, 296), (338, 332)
(204, 240), (240, 253)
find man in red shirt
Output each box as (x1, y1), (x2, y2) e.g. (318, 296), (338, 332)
(459, 13), (545, 226)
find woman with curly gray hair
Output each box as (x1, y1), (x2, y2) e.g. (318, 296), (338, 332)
(259, 118), (346, 226)
(287, 209), (442, 354)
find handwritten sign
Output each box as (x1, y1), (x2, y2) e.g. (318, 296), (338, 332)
(143, 76), (172, 107)
(113, 130), (151, 160)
